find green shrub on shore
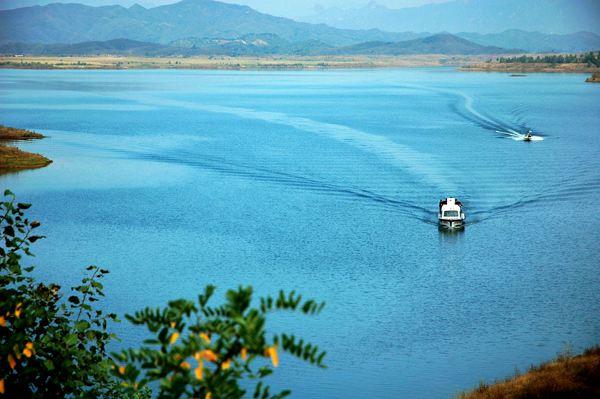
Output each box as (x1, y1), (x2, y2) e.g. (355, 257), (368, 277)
(0, 190), (325, 398)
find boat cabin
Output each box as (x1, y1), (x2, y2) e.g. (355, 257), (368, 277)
(438, 197), (465, 228)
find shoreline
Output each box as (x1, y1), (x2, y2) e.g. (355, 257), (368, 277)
(1, 56), (598, 74)
(460, 62), (599, 74)
(0, 125), (52, 174)
(0, 54), (501, 71)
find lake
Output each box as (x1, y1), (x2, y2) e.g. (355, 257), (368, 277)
(1, 68), (599, 398)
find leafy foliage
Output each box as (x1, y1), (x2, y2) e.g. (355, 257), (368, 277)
(0, 190), (325, 398)
(0, 189), (127, 398)
(111, 286), (326, 399)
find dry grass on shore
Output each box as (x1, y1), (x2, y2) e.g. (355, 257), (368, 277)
(0, 125), (51, 173)
(458, 347), (600, 399)
(0, 125), (45, 141)
(0, 145), (52, 172)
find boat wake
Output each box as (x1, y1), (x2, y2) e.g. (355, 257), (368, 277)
(95, 92), (575, 229)
(118, 94), (458, 195)
(397, 84), (544, 141)
(497, 130), (544, 141)
(97, 143), (438, 225)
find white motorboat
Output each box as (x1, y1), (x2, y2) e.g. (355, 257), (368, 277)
(438, 198), (465, 229)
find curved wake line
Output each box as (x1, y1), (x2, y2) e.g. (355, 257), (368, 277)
(122, 95), (457, 194)
(98, 144), (436, 224)
(398, 84), (537, 140)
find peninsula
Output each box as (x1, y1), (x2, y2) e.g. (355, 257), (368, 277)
(587, 72), (600, 82)
(0, 125), (52, 173)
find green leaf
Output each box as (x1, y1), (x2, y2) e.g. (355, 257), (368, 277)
(28, 235), (44, 243)
(4, 225), (15, 237)
(75, 320), (91, 332)
(44, 359), (55, 371)
(68, 295), (80, 304)
(65, 334), (78, 346)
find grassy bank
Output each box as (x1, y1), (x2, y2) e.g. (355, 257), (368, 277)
(0, 125), (51, 173)
(0, 54), (493, 70)
(459, 347), (600, 399)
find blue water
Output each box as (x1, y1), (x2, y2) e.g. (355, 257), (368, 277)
(1, 68), (599, 398)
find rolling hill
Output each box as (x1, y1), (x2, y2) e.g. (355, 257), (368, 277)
(328, 34), (513, 56)
(0, 39), (174, 56)
(0, 34), (517, 57)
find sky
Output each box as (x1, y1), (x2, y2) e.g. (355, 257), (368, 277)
(0, 0), (451, 18)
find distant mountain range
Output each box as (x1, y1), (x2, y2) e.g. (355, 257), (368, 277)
(0, 0), (598, 57)
(0, 0), (415, 47)
(302, 0), (600, 35)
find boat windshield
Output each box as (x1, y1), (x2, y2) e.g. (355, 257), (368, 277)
(443, 210), (459, 217)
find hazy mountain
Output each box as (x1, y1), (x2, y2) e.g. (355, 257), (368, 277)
(0, 0), (420, 46)
(328, 33), (513, 55)
(302, 0), (600, 35)
(457, 30), (600, 53)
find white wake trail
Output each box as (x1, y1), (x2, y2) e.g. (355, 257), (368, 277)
(400, 84), (523, 134)
(124, 95), (458, 193)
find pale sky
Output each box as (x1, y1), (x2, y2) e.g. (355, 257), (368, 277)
(0, 0), (451, 18)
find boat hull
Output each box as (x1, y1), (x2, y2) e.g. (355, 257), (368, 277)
(438, 219), (465, 229)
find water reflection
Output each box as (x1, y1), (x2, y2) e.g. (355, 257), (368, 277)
(438, 225), (466, 243)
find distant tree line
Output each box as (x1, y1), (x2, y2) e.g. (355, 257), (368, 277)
(496, 52), (600, 67)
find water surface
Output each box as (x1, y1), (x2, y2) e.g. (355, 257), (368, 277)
(1, 68), (599, 398)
